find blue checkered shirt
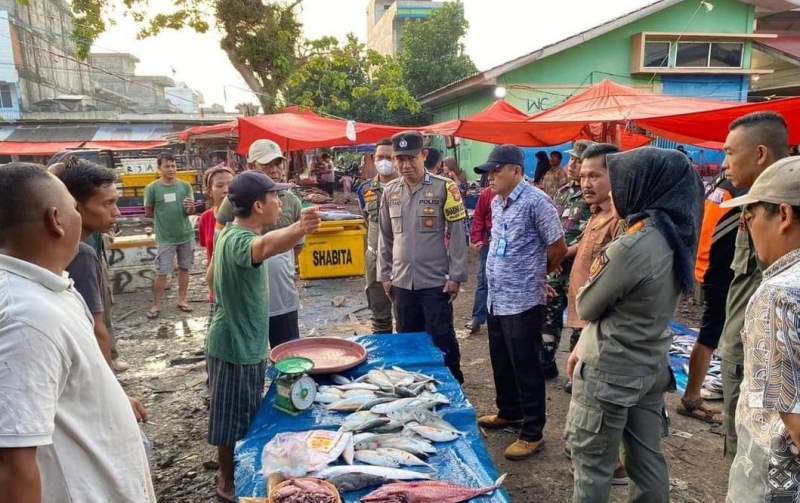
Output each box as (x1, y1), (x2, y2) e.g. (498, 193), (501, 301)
(486, 181), (564, 316)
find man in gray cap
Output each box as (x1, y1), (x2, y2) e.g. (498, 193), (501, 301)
(378, 131), (468, 383)
(542, 139), (594, 382)
(720, 156), (800, 502)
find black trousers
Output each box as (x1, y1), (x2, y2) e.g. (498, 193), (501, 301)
(487, 304), (546, 441)
(268, 310), (300, 348)
(392, 286), (464, 384)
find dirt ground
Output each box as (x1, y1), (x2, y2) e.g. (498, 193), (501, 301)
(115, 200), (726, 503)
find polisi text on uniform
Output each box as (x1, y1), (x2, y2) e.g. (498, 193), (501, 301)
(418, 199), (441, 205)
(312, 249), (353, 267)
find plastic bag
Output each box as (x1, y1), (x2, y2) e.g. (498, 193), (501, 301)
(262, 430), (352, 479)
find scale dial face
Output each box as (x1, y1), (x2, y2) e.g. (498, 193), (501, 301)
(290, 376), (317, 410)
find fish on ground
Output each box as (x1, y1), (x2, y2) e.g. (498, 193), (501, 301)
(359, 473), (507, 503)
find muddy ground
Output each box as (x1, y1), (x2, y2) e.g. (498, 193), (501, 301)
(115, 200), (724, 503)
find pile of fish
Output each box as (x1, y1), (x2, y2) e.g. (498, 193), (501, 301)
(308, 367), (473, 493)
(670, 333), (723, 395)
(271, 478), (338, 503)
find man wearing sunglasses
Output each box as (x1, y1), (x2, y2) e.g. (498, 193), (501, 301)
(718, 112), (789, 463)
(720, 156), (800, 502)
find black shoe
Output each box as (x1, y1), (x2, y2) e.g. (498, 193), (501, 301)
(464, 321), (482, 333)
(564, 381), (572, 394)
(542, 364), (559, 380)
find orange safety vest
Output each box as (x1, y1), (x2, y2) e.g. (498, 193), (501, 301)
(694, 184), (738, 283)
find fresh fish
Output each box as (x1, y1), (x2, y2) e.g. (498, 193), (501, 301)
(327, 472), (388, 493)
(314, 464), (434, 482)
(354, 449), (400, 468)
(341, 411), (377, 431)
(406, 423), (462, 443)
(424, 382), (438, 393)
(371, 420), (404, 433)
(387, 407), (442, 425)
(419, 391), (450, 405)
(327, 395), (379, 412)
(391, 366), (437, 383)
(356, 397), (396, 411)
(376, 448), (435, 470)
(382, 437), (437, 456)
(342, 435), (355, 465)
(371, 398), (434, 415)
(360, 473), (507, 503)
(353, 432), (378, 444)
(412, 410), (460, 433)
(367, 369), (395, 389)
(335, 382), (381, 391)
(316, 385), (342, 395)
(393, 385), (421, 398)
(314, 392), (341, 404)
(355, 435), (436, 456)
(341, 389), (377, 399)
(331, 374), (352, 385)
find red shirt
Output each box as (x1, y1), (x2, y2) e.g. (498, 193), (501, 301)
(470, 188), (495, 246)
(198, 208), (217, 302)
(198, 208), (217, 263)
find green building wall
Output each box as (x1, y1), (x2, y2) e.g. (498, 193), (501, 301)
(429, 0), (755, 179)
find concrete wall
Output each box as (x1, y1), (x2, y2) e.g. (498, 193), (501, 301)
(107, 235), (159, 294)
(430, 0), (756, 178)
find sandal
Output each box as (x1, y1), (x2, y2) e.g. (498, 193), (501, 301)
(177, 304), (194, 313)
(146, 308), (159, 319)
(676, 397), (723, 424)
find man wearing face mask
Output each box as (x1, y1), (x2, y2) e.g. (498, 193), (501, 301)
(357, 138), (398, 334)
(378, 131), (468, 383)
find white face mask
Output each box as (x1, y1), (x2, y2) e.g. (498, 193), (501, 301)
(376, 159), (395, 176)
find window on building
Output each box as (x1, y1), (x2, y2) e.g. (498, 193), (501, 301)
(0, 84), (12, 109)
(644, 42), (670, 68)
(676, 41), (743, 68)
(710, 42), (743, 68)
(676, 42), (711, 67)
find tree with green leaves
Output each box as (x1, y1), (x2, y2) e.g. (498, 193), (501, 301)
(285, 34), (420, 124)
(64, 0), (304, 113)
(397, 2), (477, 99)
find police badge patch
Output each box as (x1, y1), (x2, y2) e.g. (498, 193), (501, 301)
(399, 139), (408, 148)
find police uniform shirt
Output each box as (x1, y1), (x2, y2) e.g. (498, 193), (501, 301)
(377, 172), (468, 289)
(358, 176), (389, 253)
(576, 219), (680, 377)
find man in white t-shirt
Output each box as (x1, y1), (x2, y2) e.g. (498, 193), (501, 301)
(0, 163), (155, 503)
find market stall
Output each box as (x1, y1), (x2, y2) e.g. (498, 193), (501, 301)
(234, 332), (511, 502)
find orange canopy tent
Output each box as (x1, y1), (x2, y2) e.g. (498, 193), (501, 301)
(237, 111), (409, 153)
(177, 121), (238, 142)
(424, 99), (584, 146)
(523, 79), (800, 146)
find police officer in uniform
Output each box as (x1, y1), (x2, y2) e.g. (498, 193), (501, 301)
(378, 131), (468, 383)
(541, 140), (594, 380)
(357, 138), (397, 334)
(565, 148), (703, 503)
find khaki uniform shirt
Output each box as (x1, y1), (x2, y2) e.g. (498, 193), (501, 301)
(377, 172), (468, 289)
(718, 217), (766, 366)
(576, 219), (680, 376)
(566, 205), (623, 329)
(359, 176), (392, 284)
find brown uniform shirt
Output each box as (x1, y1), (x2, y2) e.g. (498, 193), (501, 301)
(566, 205), (623, 329)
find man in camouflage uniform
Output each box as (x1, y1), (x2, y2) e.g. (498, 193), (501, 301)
(540, 140), (594, 379)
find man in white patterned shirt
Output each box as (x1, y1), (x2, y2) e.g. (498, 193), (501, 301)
(721, 156), (800, 503)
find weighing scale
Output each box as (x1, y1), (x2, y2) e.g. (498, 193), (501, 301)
(274, 357), (317, 415)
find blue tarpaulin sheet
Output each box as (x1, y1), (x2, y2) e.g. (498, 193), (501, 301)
(669, 321), (700, 394)
(235, 332), (511, 502)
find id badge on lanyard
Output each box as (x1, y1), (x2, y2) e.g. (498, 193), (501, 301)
(495, 222), (508, 257)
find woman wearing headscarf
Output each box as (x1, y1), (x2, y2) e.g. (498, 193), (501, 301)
(532, 150), (550, 188)
(564, 147), (704, 503)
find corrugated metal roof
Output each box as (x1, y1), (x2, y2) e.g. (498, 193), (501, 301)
(5, 124), (99, 142)
(91, 123), (186, 141)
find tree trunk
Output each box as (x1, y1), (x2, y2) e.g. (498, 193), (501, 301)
(223, 47), (274, 113)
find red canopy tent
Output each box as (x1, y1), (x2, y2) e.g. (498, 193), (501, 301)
(424, 99), (584, 146)
(637, 97), (800, 144)
(523, 79), (800, 146)
(237, 112), (409, 153)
